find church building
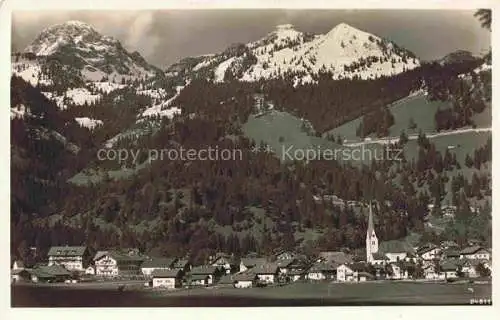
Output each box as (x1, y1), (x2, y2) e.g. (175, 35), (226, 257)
(366, 202), (379, 263)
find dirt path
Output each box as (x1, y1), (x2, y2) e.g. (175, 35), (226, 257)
(344, 127), (491, 147)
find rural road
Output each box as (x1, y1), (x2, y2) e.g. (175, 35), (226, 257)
(343, 127), (492, 147)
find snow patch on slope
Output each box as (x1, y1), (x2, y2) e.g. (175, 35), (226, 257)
(140, 85), (184, 120)
(11, 60), (53, 86)
(42, 88), (101, 110)
(90, 81), (125, 94)
(214, 57), (236, 82)
(11, 104), (30, 119)
(75, 117), (104, 130)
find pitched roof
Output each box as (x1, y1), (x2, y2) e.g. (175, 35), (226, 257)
(173, 259), (190, 268)
(349, 262), (370, 272)
(252, 264), (280, 274)
(234, 272), (257, 281)
(417, 243), (438, 254)
(211, 255), (238, 265)
(440, 240), (459, 248)
(190, 266), (218, 275)
(151, 269), (182, 278)
(288, 269), (306, 276)
(190, 274), (209, 281)
(48, 246), (87, 257)
(442, 248), (460, 257)
(358, 271), (375, 278)
(93, 251), (109, 261)
(467, 259), (490, 267)
(440, 260), (459, 271)
(13, 260), (25, 268)
(142, 258), (176, 269)
(95, 251), (144, 263)
(217, 275), (235, 284)
(460, 246), (485, 255)
(274, 249), (297, 258)
(31, 265), (72, 277)
(309, 262), (337, 272)
(276, 259), (296, 268)
(318, 251), (353, 264)
(12, 268), (29, 275)
(240, 258), (268, 268)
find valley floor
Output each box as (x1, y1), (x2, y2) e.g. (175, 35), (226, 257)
(11, 280), (492, 307)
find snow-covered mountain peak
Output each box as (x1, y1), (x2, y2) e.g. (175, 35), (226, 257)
(169, 22), (421, 84)
(272, 24), (302, 40)
(325, 22), (366, 39)
(20, 20), (161, 84)
(275, 24), (296, 31)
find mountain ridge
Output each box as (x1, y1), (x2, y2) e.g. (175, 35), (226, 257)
(167, 22), (420, 85)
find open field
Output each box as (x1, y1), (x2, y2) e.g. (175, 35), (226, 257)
(11, 281), (492, 307)
(324, 93), (451, 141)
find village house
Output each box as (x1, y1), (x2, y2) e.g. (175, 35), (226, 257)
(94, 250), (144, 277)
(210, 253), (238, 274)
(417, 244), (441, 261)
(306, 262), (337, 281)
(274, 249), (297, 261)
(423, 264), (441, 280)
(151, 269), (183, 289)
(233, 272), (257, 288)
(387, 263), (409, 280)
(276, 258), (296, 274)
(11, 260), (29, 283)
(141, 258), (177, 277)
(440, 241), (459, 250)
(459, 246), (491, 260)
(337, 263), (373, 282)
(190, 266), (219, 285)
(384, 252), (408, 263)
(11, 269), (30, 283)
(287, 269), (306, 282)
(439, 260), (459, 280)
(371, 253), (390, 266)
(28, 265), (72, 283)
(47, 246), (89, 272)
(217, 274), (236, 287)
(441, 248), (461, 260)
(358, 272), (375, 282)
(190, 274), (211, 286)
(12, 260), (25, 271)
(239, 257), (268, 273)
(173, 259), (191, 273)
(441, 205), (457, 218)
(403, 252), (419, 263)
(460, 260), (480, 278)
(85, 265), (96, 275)
(253, 264), (280, 284)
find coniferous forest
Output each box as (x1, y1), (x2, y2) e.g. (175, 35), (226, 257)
(10, 11), (492, 266)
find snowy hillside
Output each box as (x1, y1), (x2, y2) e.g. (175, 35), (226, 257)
(167, 23), (420, 84)
(11, 20), (181, 135)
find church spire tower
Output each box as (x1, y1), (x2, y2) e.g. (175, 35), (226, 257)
(366, 201), (379, 263)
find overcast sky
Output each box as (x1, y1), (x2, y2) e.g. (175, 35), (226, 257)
(12, 10), (491, 68)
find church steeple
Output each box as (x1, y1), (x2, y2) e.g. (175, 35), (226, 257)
(366, 201), (379, 263)
(367, 201), (375, 236)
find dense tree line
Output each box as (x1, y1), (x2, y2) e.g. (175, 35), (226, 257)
(10, 56), (492, 264)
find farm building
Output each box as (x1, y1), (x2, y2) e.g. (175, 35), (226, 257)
(234, 272), (257, 288)
(151, 269), (182, 289)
